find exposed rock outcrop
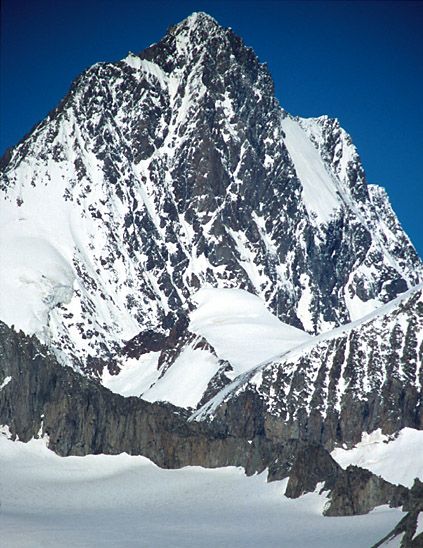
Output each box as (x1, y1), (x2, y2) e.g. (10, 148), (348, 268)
(324, 465), (408, 517)
(284, 444), (340, 498)
(281, 443), (409, 517)
(0, 321), (255, 469)
(373, 480), (423, 547)
(192, 285), (423, 452)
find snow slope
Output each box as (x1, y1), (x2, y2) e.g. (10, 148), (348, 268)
(0, 174), (75, 338)
(106, 287), (312, 408)
(101, 352), (160, 398)
(332, 428), (423, 489)
(0, 433), (403, 548)
(141, 346), (222, 408)
(189, 287), (312, 374)
(281, 115), (341, 224)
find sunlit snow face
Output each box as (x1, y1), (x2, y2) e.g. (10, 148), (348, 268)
(103, 287), (312, 408)
(189, 287), (312, 372)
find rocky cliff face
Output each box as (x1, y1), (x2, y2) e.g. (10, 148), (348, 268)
(0, 320), (262, 470)
(284, 445), (409, 516)
(0, 12), (421, 378)
(191, 284), (423, 449)
(373, 480), (423, 547)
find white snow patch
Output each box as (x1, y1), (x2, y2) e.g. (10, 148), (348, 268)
(0, 424), (13, 439)
(141, 346), (221, 408)
(297, 273), (314, 331)
(123, 54), (168, 88)
(227, 228), (267, 295)
(102, 352), (160, 398)
(140, 287), (312, 410)
(123, 52), (142, 70)
(0, 234), (74, 337)
(345, 291), (382, 322)
(379, 533), (404, 547)
(0, 162), (75, 337)
(190, 287), (312, 376)
(0, 376), (12, 390)
(281, 116), (341, 224)
(344, 269), (383, 321)
(332, 428), (423, 488)
(414, 513), (423, 539)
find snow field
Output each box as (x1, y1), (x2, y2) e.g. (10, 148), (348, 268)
(105, 287), (313, 408)
(281, 115), (341, 224)
(189, 287), (313, 374)
(0, 433), (404, 548)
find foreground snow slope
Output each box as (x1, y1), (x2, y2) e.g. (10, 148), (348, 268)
(0, 433), (403, 548)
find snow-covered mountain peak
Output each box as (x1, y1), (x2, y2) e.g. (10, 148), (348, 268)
(169, 11), (220, 35)
(135, 11), (274, 100)
(0, 11), (421, 377)
(1, 14), (423, 542)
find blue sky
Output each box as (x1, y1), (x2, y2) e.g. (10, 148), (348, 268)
(1, 0), (422, 256)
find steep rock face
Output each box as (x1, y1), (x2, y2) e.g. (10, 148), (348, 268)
(284, 443), (340, 498)
(323, 465), (408, 517)
(192, 284), (423, 448)
(1, 12), (421, 376)
(0, 321), (264, 471)
(283, 446), (409, 516)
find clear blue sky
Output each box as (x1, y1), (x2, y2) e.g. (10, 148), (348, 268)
(1, 0), (422, 257)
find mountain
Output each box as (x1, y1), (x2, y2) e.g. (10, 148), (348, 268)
(1, 11), (422, 543)
(0, 12), (421, 379)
